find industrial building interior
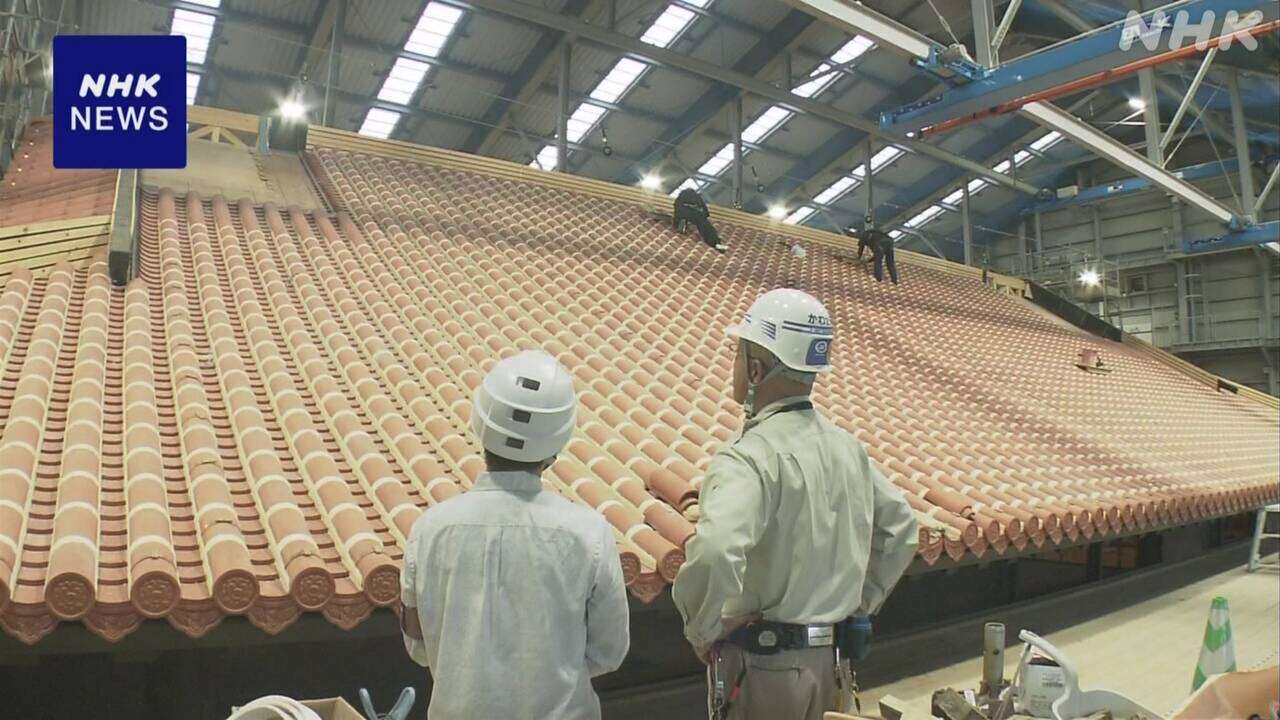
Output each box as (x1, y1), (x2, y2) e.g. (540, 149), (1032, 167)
(0, 0), (1277, 718)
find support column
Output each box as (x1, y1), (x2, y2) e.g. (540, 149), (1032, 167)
(731, 94), (743, 208)
(1033, 210), (1043, 258)
(962, 177), (973, 266)
(324, 0), (346, 127)
(782, 51), (792, 92)
(1138, 69), (1162, 165)
(1175, 259), (1189, 343)
(1018, 218), (1029, 274)
(970, 0), (997, 66)
(607, 0), (616, 31)
(1228, 69), (1256, 216)
(557, 40), (572, 172)
(1258, 248), (1275, 342)
(864, 138), (874, 226)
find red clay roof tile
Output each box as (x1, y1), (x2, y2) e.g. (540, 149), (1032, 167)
(0, 140), (1276, 643)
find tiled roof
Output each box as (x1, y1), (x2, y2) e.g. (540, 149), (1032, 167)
(0, 120), (116, 227)
(0, 137), (1276, 645)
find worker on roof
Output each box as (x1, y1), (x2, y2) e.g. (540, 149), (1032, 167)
(672, 288), (918, 720)
(675, 187), (728, 252)
(399, 350), (630, 720)
(846, 221), (899, 284)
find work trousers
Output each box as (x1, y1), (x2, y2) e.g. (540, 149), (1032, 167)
(707, 644), (839, 720)
(675, 207), (722, 248)
(873, 244), (899, 284)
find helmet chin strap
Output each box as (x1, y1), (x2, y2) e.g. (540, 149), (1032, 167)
(741, 343), (818, 419)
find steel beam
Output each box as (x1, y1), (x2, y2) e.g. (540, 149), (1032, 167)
(785, 0), (1240, 221)
(991, 0), (1021, 52)
(732, 95), (743, 208)
(1181, 221), (1280, 255)
(971, 0), (997, 67)
(1026, 157), (1239, 213)
(1254, 160), (1280, 219)
(781, 0), (934, 60)
(557, 41), (571, 172)
(1138, 69), (1163, 164)
(469, 0), (599, 154)
(617, 12), (818, 184)
(961, 177), (973, 265)
(1227, 69), (1256, 215)
(323, 0), (345, 127)
(879, 0), (1278, 133)
(1020, 101), (1236, 223)
(865, 138), (874, 225)
(1161, 48), (1216, 152)
(461, 0), (1042, 195)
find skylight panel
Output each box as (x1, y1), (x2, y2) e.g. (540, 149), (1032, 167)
(566, 104), (608, 143)
(172, 9), (217, 64)
(1029, 131), (1064, 152)
(869, 145), (905, 171)
(888, 229), (904, 239)
(359, 1), (465, 138)
(641, 5), (698, 47)
(813, 175), (860, 205)
(359, 108), (401, 139)
(992, 159), (1012, 173)
(941, 188), (965, 205)
(792, 36), (876, 98)
(741, 106), (793, 144)
(696, 144), (736, 177)
(904, 205), (944, 228)
(1013, 149), (1033, 165)
(185, 72), (202, 106)
(404, 3), (465, 57)
(590, 59), (648, 104)
(377, 58), (430, 104)
(784, 206), (817, 225)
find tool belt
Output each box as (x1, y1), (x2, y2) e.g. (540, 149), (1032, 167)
(726, 621), (835, 655)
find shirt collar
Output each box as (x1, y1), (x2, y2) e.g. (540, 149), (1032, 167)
(744, 394), (813, 429)
(471, 469), (544, 493)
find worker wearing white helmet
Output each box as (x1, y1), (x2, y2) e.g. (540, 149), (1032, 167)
(672, 288), (918, 720)
(399, 350), (630, 720)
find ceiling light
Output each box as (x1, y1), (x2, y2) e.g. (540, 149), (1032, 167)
(640, 173), (662, 191)
(1128, 97), (1146, 111)
(1078, 268), (1101, 286)
(279, 99), (306, 121)
(767, 204), (787, 220)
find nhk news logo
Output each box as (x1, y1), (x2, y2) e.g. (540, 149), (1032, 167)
(1119, 7), (1267, 52)
(52, 35), (187, 169)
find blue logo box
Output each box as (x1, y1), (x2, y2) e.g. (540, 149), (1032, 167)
(53, 35), (187, 169)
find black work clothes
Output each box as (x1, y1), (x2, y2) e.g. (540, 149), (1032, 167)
(674, 189), (722, 249)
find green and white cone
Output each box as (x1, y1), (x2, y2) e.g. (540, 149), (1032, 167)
(1191, 595), (1236, 691)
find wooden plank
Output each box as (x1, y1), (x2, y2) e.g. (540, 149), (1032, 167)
(0, 225), (111, 249)
(187, 105), (261, 134)
(0, 236), (108, 265)
(187, 125), (217, 140)
(0, 215), (111, 241)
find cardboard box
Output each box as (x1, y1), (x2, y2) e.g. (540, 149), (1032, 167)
(301, 697), (365, 720)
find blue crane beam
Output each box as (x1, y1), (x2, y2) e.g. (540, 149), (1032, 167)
(879, 0), (1279, 135)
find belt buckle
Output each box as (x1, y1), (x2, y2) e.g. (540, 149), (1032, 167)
(806, 625), (834, 648)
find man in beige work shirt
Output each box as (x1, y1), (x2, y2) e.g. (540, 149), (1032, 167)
(672, 288), (918, 720)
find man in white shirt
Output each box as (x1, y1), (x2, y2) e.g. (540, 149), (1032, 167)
(673, 288), (918, 720)
(400, 350), (630, 720)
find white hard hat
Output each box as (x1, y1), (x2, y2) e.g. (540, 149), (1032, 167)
(727, 288), (833, 373)
(470, 350), (577, 463)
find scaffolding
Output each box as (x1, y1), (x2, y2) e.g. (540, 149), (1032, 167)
(1001, 248), (1124, 329)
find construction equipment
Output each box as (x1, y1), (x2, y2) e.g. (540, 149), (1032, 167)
(1013, 631), (1161, 720)
(1247, 504), (1280, 572)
